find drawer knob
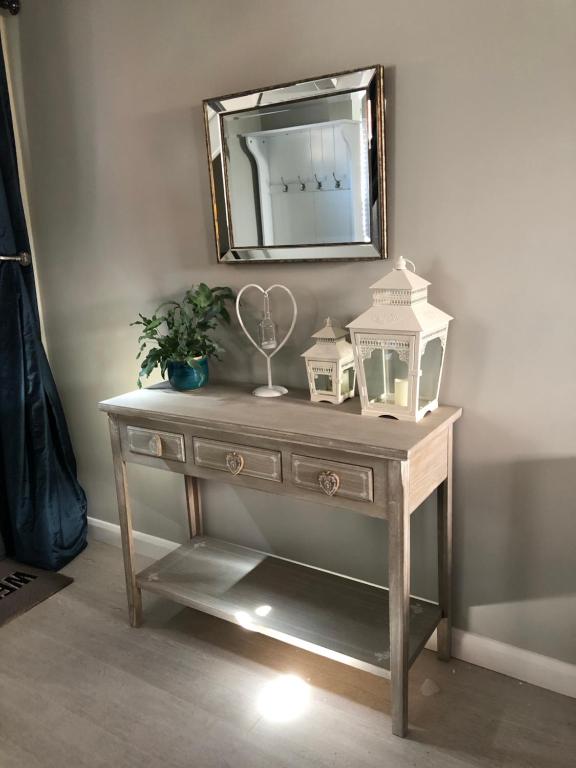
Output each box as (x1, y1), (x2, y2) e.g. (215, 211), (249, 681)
(225, 451), (245, 476)
(148, 433), (163, 457)
(318, 470), (340, 497)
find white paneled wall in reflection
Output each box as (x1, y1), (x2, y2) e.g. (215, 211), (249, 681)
(244, 119), (370, 246)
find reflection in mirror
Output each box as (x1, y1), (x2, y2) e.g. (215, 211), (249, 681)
(204, 66), (386, 263)
(223, 91), (370, 247)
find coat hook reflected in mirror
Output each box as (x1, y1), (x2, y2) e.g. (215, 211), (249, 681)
(333, 172), (341, 189)
(298, 175), (306, 191)
(314, 174), (322, 190)
(281, 176), (288, 192)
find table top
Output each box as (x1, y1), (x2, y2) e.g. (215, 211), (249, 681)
(100, 383), (461, 460)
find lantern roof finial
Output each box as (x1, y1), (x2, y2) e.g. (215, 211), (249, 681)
(369, 256), (430, 292)
(311, 317), (347, 341)
(302, 317), (354, 361)
(347, 256), (452, 332)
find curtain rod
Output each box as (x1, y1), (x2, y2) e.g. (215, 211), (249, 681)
(0, 251), (30, 265)
(0, 2), (19, 16)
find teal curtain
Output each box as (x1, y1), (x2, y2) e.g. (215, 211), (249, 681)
(0, 38), (87, 569)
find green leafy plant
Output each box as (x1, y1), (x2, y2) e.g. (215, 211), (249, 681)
(131, 283), (235, 388)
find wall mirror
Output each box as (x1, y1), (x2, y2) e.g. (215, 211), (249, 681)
(203, 66), (386, 263)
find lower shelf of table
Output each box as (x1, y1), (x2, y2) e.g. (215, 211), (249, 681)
(136, 537), (441, 678)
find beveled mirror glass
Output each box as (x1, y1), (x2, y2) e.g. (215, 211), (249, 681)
(203, 66), (386, 263)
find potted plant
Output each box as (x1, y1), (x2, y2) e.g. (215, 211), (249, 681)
(132, 283), (235, 390)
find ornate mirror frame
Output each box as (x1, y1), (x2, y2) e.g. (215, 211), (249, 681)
(203, 65), (387, 264)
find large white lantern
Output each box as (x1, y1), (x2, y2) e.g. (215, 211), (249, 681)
(347, 257), (452, 421)
(302, 318), (356, 404)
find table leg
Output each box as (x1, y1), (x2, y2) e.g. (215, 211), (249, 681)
(185, 475), (203, 538)
(108, 414), (142, 627)
(437, 425), (453, 661)
(388, 459), (410, 738)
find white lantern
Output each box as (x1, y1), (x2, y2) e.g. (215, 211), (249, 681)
(302, 318), (356, 404)
(347, 257), (452, 421)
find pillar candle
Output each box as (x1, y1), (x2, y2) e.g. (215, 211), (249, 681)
(394, 378), (409, 407)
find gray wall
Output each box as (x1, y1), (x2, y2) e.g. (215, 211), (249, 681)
(7, 0), (576, 664)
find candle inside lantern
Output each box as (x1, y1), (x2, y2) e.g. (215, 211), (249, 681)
(394, 378), (409, 407)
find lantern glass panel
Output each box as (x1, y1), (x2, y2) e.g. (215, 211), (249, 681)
(314, 371), (334, 393)
(419, 337), (444, 409)
(363, 347), (409, 406)
(340, 366), (355, 397)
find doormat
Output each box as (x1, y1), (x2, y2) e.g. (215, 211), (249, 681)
(0, 559), (73, 628)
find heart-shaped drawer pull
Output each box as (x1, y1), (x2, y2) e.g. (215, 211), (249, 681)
(226, 451), (245, 476)
(148, 433), (163, 457)
(318, 470), (340, 497)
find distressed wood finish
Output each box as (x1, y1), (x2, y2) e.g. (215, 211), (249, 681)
(185, 475), (203, 538)
(291, 454), (374, 502)
(120, 414), (387, 516)
(107, 414), (142, 627)
(119, 417), (193, 474)
(100, 383), (461, 461)
(100, 383), (461, 738)
(388, 459), (411, 737)
(437, 425), (453, 661)
(408, 428), (449, 513)
(136, 537), (441, 676)
(193, 437), (282, 482)
(126, 425), (186, 462)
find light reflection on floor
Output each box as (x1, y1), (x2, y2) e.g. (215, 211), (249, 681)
(234, 610), (255, 630)
(234, 604), (273, 629)
(256, 674), (311, 723)
(232, 605), (311, 723)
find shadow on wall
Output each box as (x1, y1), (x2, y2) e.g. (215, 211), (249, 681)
(455, 455), (576, 656)
(202, 479), (439, 603)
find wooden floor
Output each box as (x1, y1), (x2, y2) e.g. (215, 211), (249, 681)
(1, 542), (574, 768)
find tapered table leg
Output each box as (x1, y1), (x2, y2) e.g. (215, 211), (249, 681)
(388, 460), (410, 738)
(108, 414), (142, 627)
(437, 425), (453, 660)
(185, 475), (203, 538)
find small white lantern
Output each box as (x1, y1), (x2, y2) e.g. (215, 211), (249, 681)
(347, 257), (452, 421)
(302, 318), (356, 404)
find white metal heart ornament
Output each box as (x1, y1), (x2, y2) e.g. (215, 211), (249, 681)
(235, 283), (298, 397)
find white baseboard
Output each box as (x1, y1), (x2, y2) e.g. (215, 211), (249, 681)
(88, 516), (179, 560)
(448, 628), (576, 699)
(87, 516), (576, 700)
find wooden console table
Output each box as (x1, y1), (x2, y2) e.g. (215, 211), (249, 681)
(100, 383), (461, 737)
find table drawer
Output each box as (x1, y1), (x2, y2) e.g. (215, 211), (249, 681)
(126, 426), (185, 463)
(193, 438), (282, 482)
(291, 454), (373, 502)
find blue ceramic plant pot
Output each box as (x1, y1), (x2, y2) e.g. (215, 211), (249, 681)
(167, 358), (209, 391)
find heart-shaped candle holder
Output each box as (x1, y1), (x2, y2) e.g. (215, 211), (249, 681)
(235, 283), (298, 398)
